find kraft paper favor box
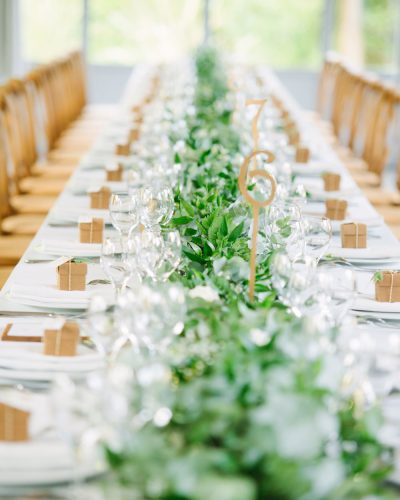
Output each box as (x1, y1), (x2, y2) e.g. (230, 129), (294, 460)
(0, 403), (30, 442)
(105, 163), (123, 182)
(129, 127), (140, 143)
(325, 199), (347, 220)
(341, 223), (367, 248)
(375, 271), (400, 302)
(57, 260), (87, 291)
(322, 172), (341, 192)
(295, 146), (310, 163)
(89, 186), (111, 209)
(43, 321), (80, 356)
(115, 140), (130, 156)
(79, 217), (104, 244)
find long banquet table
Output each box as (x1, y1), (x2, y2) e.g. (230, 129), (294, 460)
(1, 63), (400, 494)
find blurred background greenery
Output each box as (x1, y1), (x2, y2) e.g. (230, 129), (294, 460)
(20, 0), (398, 71)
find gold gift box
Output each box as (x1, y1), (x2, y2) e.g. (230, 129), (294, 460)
(79, 217), (104, 244)
(0, 403), (30, 442)
(115, 141), (130, 156)
(43, 321), (80, 356)
(325, 199), (347, 220)
(322, 172), (341, 192)
(105, 164), (123, 182)
(57, 260), (87, 291)
(295, 146), (310, 163)
(375, 271), (400, 302)
(341, 222), (367, 248)
(89, 186), (111, 209)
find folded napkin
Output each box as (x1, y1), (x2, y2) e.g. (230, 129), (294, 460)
(37, 239), (101, 257)
(292, 161), (342, 177)
(6, 284), (112, 310)
(328, 244), (400, 261)
(353, 272), (400, 313)
(50, 208), (110, 225)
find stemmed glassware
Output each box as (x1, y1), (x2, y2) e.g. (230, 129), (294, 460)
(302, 216), (332, 263)
(100, 237), (132, 299)
(109, 192), (140, 241)
(266, 201), (304, 260)
(140, 184), (174, 228)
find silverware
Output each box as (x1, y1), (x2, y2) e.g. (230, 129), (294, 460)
(24, 257), (101, 264)
(48, 221), (77, 227)
(87, 279), (111, 285)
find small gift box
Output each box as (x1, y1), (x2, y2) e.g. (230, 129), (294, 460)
(57, 260), (87, 291)
(129, 127), (140, 143)
(295, 146), (310, 163)
(79, 217), (104, 244)
(322, 172), (341, 192)
(43, 321), (80, 356)
(341, 223), (367, 248)
(325, 199), (347, 220)
(0, 403), (30, 442)
(105, 163), (123, 182)
(286, 125), (300, 146)
(115, 141), (131, 156)
(374, 271), (400, 302)
(89, 186), (111, 209)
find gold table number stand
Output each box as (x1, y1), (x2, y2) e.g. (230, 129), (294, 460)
(238, 149), (277, 301)
(246, 98), (267, 153)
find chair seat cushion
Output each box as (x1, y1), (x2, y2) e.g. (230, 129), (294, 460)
(0, 235), (32, 265)
(350, 169), (380, 188)
(1, 214), (44, 236)
(362, 188), (400, 207)
(10, 194), (56, 214)
(19, 177), (66, 195)
(30, 161), (76, 178)
(376, 206), (400, 225)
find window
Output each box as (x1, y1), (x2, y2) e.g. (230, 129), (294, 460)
(333, 0), (398, 71)
(89, 0), (203, 65)
(20, 0), (83, 63)
(210, 0), (325, 68)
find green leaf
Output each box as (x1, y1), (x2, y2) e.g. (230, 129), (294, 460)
(220, 216), (229, 237)
(228, 221), (244, 242)
(183, 249), (207, 265)
(181, 199), (195, 217)
(172, 216), (193, 226)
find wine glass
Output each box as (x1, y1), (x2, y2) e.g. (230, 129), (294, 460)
(316, 265), (357, 327)
(140, 184), (173, 228)
(133, 229), (164, 280)
(100, 237), (131, 299)
(286, 255), (317, 316)
(302, 216), (332, 263)
(266, 201), (304, 260)
(154, 229), (182, 282)
(109, 192), (140, 241)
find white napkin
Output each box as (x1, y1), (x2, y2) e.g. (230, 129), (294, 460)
(37, 239), (101, 257)
(6, 284), (112, 310)
(50, 207), (110, 224)
(328, 244), (400, 261)
(292, 161), (342, 177)
(353, 272), (400, 313)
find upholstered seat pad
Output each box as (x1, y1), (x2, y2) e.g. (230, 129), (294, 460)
(1, 214), (45, 236)
(10, 194), (56, 215)
(19, 177), (66, 195)
(30, 162), (76, 178)
(362, 188), (400, 207)
(350, 169), (380, 187)
(0, 235), (32, 265)
(376, 206), (400, 225)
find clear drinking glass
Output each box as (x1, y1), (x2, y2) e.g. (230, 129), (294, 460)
(266, 201), (304, 260)
(134, 229), (164, 280)
(302, 216), (332, 263)
(140, 184), (173, 228)
(155, 229), (182, 282)
(316, 266), (357, 327)
(109, 192), (140, 240)
(100, 237), (131, 298)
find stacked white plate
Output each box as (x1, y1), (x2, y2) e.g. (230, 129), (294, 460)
(0, 390), (105, 486)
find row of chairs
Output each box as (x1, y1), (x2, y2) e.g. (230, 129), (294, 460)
(0, 52), (114, 286)
(314, 52), (400, 234)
